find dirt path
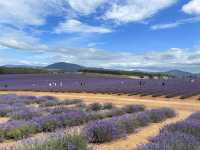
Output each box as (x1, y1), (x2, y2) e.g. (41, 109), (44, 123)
(0, 91), (198, 150)
(1, 91), (199, 112)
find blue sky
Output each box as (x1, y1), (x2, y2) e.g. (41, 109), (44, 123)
(0, 0), (200, 72)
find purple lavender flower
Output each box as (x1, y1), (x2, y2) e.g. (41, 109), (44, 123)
(82, 119), (125, 143)
(138, 131), (200, 150)
(123, 104), (145, 113)
(164, 119), (200, 140)
(0, 120), (37, 140)
(0, 104), (12, 117)
(82, 107), (175, 143)
(8, 107), (44, 120)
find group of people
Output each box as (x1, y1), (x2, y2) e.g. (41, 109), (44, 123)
(139, 80), (166, 87)
(48, 81), (63, 87)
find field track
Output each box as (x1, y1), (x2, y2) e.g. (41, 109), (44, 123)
(0, 91), (199, 150)
(0, 91), (199, 112)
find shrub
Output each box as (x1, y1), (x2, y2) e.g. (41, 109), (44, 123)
(106, 108), (126, 118)
(0, 120), (37, 140)
(187, 112), (200, 121)
(32, 110), (87, 132)
(76, 103), (87, 108)
(137, 111), (200, 150)
(147, 108), (176, 123)
(8, 107), (43, 120)
(47, 107), (73, 114)
(59, 99), (83, 105)
(116, 114), (139, 133)
(0, 104), (12, 117)
(14, 133), (88, 150)
(138, 131), (200, 150)
(82, 119), (125, 143)
(87, 103), (103, 111)
(32, 114), (63, 132)
(83, 108), (176, 143)
(61, 111), (87, 127)
(102, 103), (114, 110)
(123, 105), (145, 113)
(135, 112), (151, 127)
(164, 119), (200, 140)
(86, 111), (107, 121)
(39, 100), (60, 107)
(0, 94), (17, 105)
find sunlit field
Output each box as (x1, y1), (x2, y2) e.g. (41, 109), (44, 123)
(0, 74), (200, 150)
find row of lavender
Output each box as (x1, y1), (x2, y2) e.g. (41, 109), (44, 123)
(138, 112), (200, 150)
(1, 74), (200, 99)
(0, 94), (146, 142)
(2, 107), (176, 150)
(82, 107), (176, 143)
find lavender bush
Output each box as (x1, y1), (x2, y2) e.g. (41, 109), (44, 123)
(32, 110), (87, 132)
(82, 107), (175, 143)
(0, 104), (12, 117)
(46, 106), (74, 114)
(87, 103), (103, 111)
(164, 119), (200, 140)
(23, 134), (88, 150)
(0, 120), (37, 141)
(82, 119), (125, 143)
(102, 103), (114, 110)
(3, 132), (88, 150)
(137, 111), (200, 150)
(8, 107), (44, 120)
(123, 104), (145, 113)
(138, 131), (200, 150)
(0, 94), (17, 105)
(59, 99), (83, 106)
(147, 107), (176, 123)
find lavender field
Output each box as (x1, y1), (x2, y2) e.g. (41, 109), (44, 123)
(1, 74), (200, 99)
(0, 94), (176, 150)
(138, 112), (200, 150)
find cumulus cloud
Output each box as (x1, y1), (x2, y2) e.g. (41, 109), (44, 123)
(40, 47), (200, 72)
(0, 26), (48, 52)
(55, 19), (112, 34)
(1, 26), (200, 72)
(182, 0), (200, 15)
(104, 0), (177, 23)
(0, 0), (200, 72)
(67, 0), (107, 15)
(0, 0), (65, 27)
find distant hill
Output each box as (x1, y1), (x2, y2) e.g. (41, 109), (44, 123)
(165, 70), (197, 78)
(45, 62), (85, 72)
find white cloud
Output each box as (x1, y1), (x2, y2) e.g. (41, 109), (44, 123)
(104, 0), (177, 23)
(151, 16), (200, 30)
(182, 0), (200, 15)
(44, 47), (200, 72)
(0, 0), (65, 27)
(1, 26), (200, 72)
(67, 0), (107, 15)
(0, 26), (48, 52)
(55, 19), (112, 34)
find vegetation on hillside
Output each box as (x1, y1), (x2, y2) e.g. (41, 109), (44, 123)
(0, 67), (48, 74)
(80, 69), (171, 78)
